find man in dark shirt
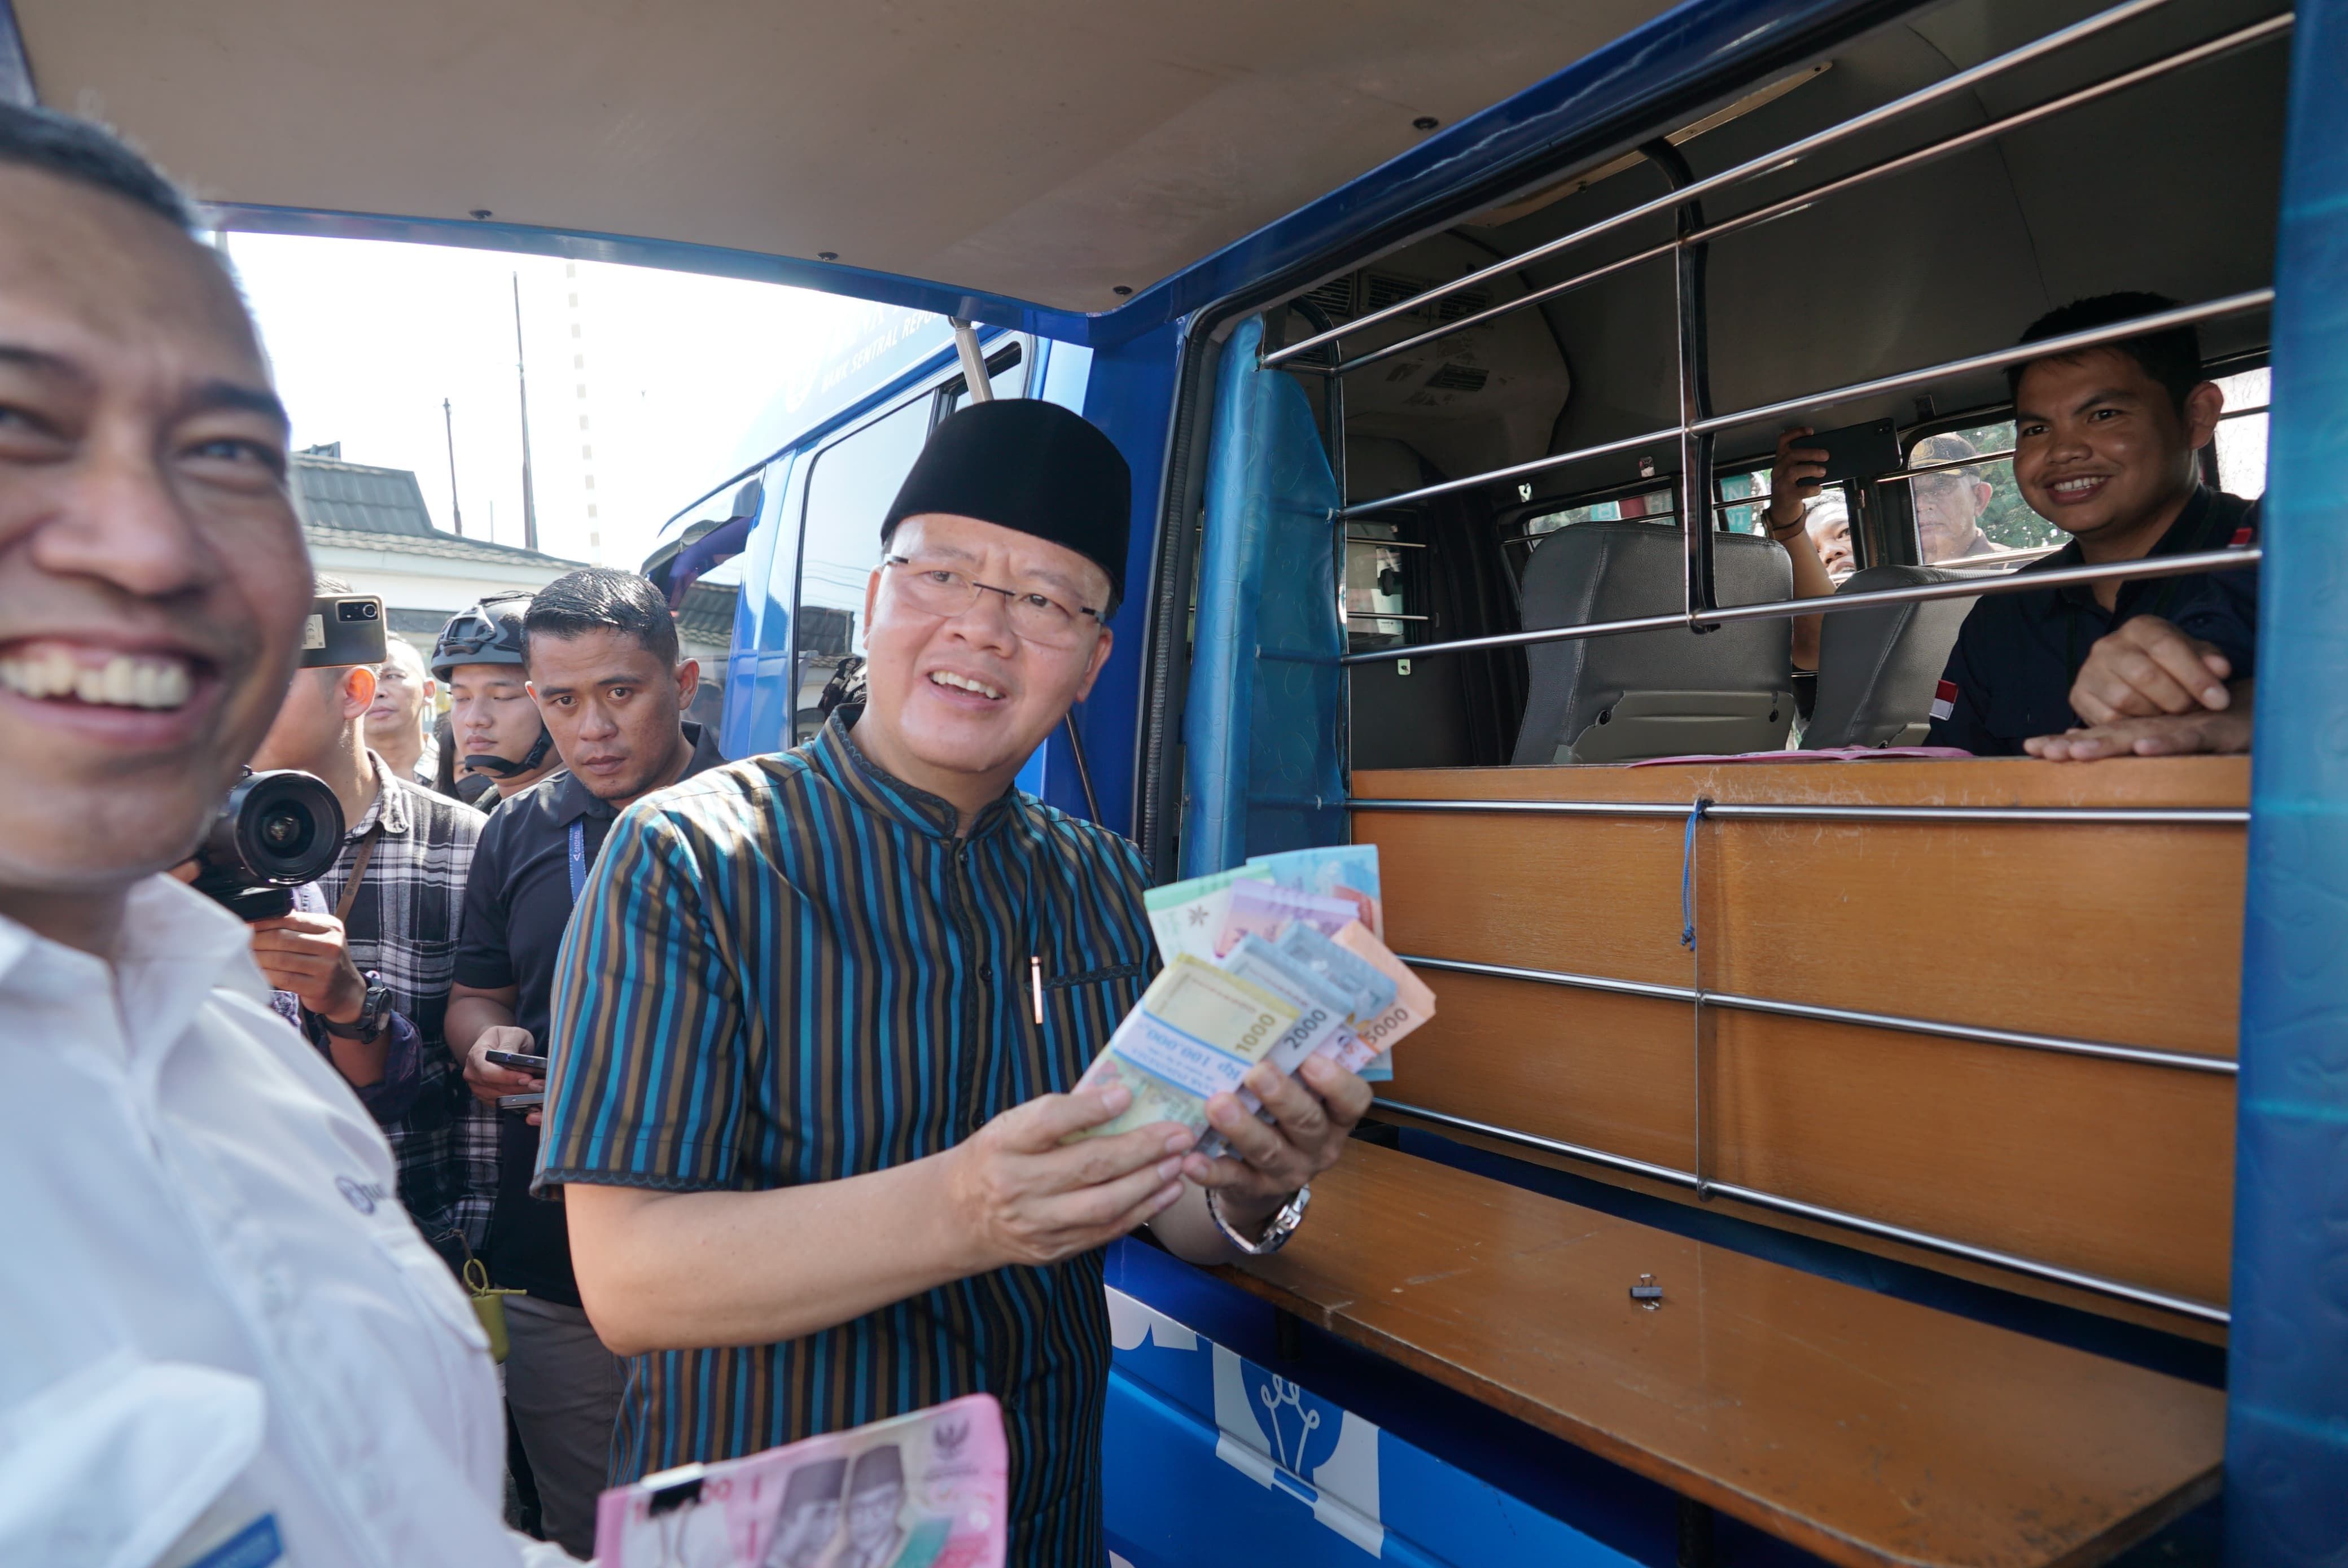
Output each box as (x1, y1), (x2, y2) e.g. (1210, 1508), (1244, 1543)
(1928, 292), (2259, 756)
(448, 567), (724, 1559)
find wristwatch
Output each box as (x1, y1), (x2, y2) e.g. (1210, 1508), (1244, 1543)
(321, 976), (393, 1040)
(1207, 1185), (1311, 1256)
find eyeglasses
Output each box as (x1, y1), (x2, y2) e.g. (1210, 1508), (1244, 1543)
(882, 556), (1103, 647)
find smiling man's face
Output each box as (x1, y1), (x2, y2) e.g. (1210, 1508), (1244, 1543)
(0, 164), (307, 935)
(2012, 347), (2219, 556)
(853, 513), (1112, 815)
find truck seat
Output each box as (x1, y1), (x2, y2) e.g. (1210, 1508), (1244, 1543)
(1803, 564), (1981, 749)
(1510, 522), (1794, 764)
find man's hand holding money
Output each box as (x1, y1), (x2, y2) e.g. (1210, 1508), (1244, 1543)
(942, 1082), (1195, 1269)
(1182, 1054), (1373, 1229)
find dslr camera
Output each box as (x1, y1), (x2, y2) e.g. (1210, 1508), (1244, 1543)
(189, 594), (387, 921)
(190, 769), (344, 921)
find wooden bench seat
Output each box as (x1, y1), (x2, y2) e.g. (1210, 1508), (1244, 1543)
(1224, 1140), (2223, 1568)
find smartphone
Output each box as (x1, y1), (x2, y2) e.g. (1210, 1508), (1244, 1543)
(298, 594), (388, 669)
(498, 1092), (546, 1110)
(1790, 418), (1899, 485)
(486, 1049), (550, 1073)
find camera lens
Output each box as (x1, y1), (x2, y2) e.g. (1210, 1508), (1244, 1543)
(258, 805), (310, 855)
(201, 769), (343, 887)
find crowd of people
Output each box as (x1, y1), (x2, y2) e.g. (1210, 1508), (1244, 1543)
(2, 102), (1367, 1567)
(0, 85), (2272, 1568)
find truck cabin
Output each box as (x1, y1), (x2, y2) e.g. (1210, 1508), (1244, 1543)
(13, 0), (2338, 1562)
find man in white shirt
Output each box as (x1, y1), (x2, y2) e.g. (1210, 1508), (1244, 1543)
(0, 102), (573, 1566)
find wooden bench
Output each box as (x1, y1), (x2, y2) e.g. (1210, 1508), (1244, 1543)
(1225, 1140), (2224, 1568)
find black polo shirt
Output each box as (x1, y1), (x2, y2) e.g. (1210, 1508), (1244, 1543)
(454, 719), (727, 1302)
(1926, 487), (2261, 756)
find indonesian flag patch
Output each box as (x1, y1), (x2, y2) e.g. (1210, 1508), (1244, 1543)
(2229, 525), (2255, 548)
(1929, 679), (1958, 722)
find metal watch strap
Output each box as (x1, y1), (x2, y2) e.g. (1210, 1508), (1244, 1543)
(1207, 1184), (1311, 1256)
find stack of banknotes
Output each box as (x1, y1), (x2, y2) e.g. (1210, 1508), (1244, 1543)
(1071, 845), (1435, 1154)
(594, 1393), (1006, 1568)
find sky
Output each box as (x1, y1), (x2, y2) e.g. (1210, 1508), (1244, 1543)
(224, 232), (895, 570)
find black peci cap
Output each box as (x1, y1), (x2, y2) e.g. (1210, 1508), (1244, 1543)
(881, 400), (1131, 606)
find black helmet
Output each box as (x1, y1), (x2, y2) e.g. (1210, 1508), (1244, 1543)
(432, 592), (553, 779)
(430, 592), (533, 677)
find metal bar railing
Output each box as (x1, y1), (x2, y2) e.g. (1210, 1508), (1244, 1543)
(1315, 10), (2287, 381)
(1268, 0), (2232, 368)
(1337, 542), (2259, 664)
(1350, 797), (2250, 825)
(1397, 952), (2239, 1074)
(1692, 289), (2273, 438)
(1341, 426), (1674, 519)
(1370, 1097), (2231, 1322)
(1339, 291), (2270, 524)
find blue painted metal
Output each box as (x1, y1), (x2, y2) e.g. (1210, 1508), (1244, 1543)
(2225, 0), (2348, 1556)
(717, 454), (796, 761)
(1066, 321), (1184, 839)
(0, 0), (33, 107)
(1180, 317), (1345, 876)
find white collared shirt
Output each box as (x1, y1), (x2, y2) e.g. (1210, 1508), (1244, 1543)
(0, 877), (575, 1567)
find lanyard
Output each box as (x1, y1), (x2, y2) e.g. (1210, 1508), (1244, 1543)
(333, 827), (381, 923)
(567, 818), (589, 904)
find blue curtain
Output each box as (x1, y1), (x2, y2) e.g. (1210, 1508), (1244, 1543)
(1180, 317), (1345, 877)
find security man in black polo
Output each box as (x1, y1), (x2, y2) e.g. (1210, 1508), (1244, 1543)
(445, 567), (725, 1559)
(1929, 292), (2259, 756)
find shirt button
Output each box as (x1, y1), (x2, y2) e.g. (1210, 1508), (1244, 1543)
(979, 963), (994, 982)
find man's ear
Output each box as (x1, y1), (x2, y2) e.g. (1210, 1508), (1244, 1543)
(1072, 625), (1115, 703)
(340, 664), (376, 720)
(2183, 380), (2224, 454)
(674, 658), (701, 709)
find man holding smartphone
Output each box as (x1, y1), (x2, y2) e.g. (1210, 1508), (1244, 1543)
(446, 567), (724, 1559)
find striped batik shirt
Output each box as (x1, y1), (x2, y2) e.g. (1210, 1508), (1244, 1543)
(539, 717), (1154, 1565)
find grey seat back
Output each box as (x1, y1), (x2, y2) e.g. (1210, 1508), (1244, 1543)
(1510, 522), (1795, 765)
(1803, 564), (1981, 749)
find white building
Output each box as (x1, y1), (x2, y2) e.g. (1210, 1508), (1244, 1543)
(292, 450), (587, 660)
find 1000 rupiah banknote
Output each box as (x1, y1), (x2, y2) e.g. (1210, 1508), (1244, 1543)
(1068, 956), (1300, 1140)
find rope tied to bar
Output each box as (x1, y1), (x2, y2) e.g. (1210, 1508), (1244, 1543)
(1679, 798), (1710, 949)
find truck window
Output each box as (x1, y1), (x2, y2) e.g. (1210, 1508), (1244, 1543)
(2210, 365), (2270, 498)
(792, 397), (934, 742)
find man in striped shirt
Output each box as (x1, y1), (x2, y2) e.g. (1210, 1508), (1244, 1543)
(541, 400), (1373, 1562)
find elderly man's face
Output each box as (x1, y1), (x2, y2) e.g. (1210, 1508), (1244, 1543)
(858, 514), (1113, 787)
(1915, 470), (1992, 561)
(0, 167), (306, 909)
(367, 641), (432, 747)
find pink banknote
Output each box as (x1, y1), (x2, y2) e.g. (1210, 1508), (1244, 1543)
(594, 1392), (1007, 1568)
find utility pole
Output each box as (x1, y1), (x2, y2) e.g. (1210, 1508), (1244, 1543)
(512, 273), (539, 553)
(441, 397), (464, 536)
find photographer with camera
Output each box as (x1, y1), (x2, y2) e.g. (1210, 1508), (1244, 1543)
(0, 104), (571, 1565)
(248, 572), (492, 1261)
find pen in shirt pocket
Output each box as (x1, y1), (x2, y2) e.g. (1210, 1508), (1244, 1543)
(1030, 955), (1045, 1025)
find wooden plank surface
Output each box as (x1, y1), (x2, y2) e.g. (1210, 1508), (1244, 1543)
(1229, 1141), (2226, 1568)
(1357, 756), (2247, 1056)
(1353, 755), (2244, 1316)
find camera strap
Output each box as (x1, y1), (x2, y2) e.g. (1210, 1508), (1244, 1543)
(333, 828), (382, 923)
